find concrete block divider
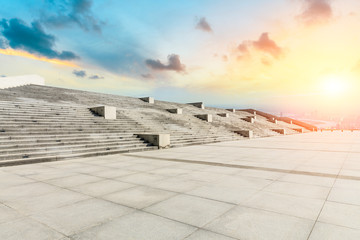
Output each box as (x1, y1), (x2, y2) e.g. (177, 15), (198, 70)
(167, 108), (183, 114)
(135, 133), (170, 149)
(292, 128), (303, 133)
(241, 117), (255, 123)
(194, 114), (212, 122)
(272, 129), (286, 135)
(269, 119), (278, 124)
(89, 106), (117, 119)
(139, 97), (154, 104)
(217, 113), (229, 118)
(234, 130), (253, 138)
(187, 102), (205, 109)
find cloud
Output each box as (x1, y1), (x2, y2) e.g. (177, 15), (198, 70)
(237, 42), (250, 54)
(222, 55), (228, 62)
(89, 74), (104, 79)
(253, 33), (283, 58)
(145, 54), (186, 72)
(141, 73), (154, 79)
(0, 18), (79, 60)
(237, 33), (283, 59)
(73, 69), (86, 77)
(41, 0), (103, 32)
(298, 0), (333, 25)
(195, 17), (213, 32)
(0, 38), (6, 49)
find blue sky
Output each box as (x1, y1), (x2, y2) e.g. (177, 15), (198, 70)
(1, 0), (360, 114)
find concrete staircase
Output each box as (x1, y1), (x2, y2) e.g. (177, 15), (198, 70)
(0, 100), (157, 166)
(0, 84), (309, 166)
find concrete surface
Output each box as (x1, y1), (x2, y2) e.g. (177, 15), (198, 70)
(1, 131), (360, 239)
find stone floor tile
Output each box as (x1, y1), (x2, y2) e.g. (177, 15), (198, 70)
(205, 206), (314, 240)
(70, 179), (135, 197)
(70, 211), (196, 240)
(31, 198), (133, 235)
(102, 185), (175, 209)
(46, 174), (104, 188)
(145, 194), (234, 227)
(318, 201), (360, 230)
(0, 217), (64, 240)
(242, 191), (324, 220)
(184, 229), (237, 240)
(264, 181), (330, 200)
(308, 222), (360, 240)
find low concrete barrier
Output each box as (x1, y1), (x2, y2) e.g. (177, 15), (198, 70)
(89, 106), (116, 119)
(234, 130), (253, 138)
(195, 114), (212, 122)
(272, 129), (286, 135)
(136, 133), (170, 149)
(140, 97), (154, 104)
(278, 117), (318, 131)
(167, 108), (182, 114)
(217, 113), (229, 118)
(293, 128), (303, 133)
(242, 117), (255, 123)
(270, 119), (278, 124)
(227, 109), (236, 113)
(188, 102), (205, 109)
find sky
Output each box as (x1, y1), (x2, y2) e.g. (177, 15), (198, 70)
(0, 0), (360, 116)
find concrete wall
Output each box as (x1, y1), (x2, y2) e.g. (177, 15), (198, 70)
(0, 75), (45, 89)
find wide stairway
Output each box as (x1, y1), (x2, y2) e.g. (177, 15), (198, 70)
(0, 100), (157, 166)
(0, 84), (309, 166)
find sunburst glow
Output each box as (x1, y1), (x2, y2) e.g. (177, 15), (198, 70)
(321, 75), (350, 96)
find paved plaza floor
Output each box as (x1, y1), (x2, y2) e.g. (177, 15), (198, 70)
(1, 131), (360, 239)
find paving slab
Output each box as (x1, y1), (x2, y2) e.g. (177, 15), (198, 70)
(31, 198), (133, 235)
(205, 206), (314, 240)
(102, 185), (176, 209)
(70, 211), (196, 240)
(145, 194), (234, 227)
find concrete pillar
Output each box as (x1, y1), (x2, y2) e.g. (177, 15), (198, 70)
(195, 114), (212, 122)
(136, 134), (170, 149)
(140, 97), (154, 104)
(217, 113), (229, 118)
(234, 130), (253, 138)
(188, 102), (205, 109)
(89, 106), (116, 119)
(167, 108), (182, 114)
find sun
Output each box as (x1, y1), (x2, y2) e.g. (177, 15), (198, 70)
(321, 75), (349, 96)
